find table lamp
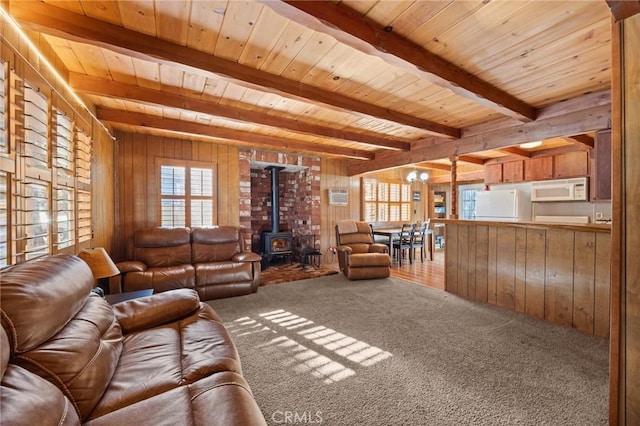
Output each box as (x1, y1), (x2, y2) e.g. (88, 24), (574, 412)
(77, 247), (120, 295)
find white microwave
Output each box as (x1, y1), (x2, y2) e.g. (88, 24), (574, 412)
(531, 177), (588, 202)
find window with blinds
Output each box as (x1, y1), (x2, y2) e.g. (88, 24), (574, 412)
(54, 110), (74, 177)
(23, 82), (49, 170)
(159, 160), (215, 227)
(0, 171), (7, 266)
(15, 179), (50, 260)
(75, 130), (91, 184)
(2, 58), (95, 265)
(77, 189), (91, 243)
(363, 178), (411, 223)
(0, 61), (6, 153)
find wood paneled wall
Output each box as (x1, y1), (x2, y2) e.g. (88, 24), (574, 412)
(444, 221), (610, 337)
(611, 12), (640, 424)
(91, 123), (115, 252)
(114, 132), (240, 261)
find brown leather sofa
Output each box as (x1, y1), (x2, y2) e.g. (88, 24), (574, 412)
(116, 226), (261, 300)
(0, 254), (267, 425)
(335, 220), (391, 280)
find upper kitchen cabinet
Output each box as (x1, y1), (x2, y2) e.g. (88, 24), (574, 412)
(502, 160), (524, 182)
(484, 163), (503, 185)
(591, 129), (612, 201)
(524, 156), (554, 181)
(554, 151), (589, 178)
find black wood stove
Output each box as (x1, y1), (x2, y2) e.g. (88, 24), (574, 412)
(260, 166), (292, 269)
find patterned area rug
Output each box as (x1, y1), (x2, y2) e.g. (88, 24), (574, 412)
(260, 262), (339, 285)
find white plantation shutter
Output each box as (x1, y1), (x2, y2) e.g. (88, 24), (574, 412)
(159, 160), (215, 227)
(363, 178), (411, 222)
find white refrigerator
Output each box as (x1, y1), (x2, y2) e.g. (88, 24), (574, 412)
(475, 189), (531, 222)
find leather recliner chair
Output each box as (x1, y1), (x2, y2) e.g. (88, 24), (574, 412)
(335, 220), (391, 280)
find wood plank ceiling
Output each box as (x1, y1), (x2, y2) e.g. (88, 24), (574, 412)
(4, 0), (614, 175)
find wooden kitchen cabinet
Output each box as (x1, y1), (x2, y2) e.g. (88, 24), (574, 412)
(591, 129), (611, 201)
(484, 163), (502, 184)
(525, 156), (554, 181)
(502, 160), (524, 182)
(554, 151), (589, 178)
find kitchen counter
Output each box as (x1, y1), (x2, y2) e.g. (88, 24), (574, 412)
(434, 218), (611, 233)
(438, 219), (610, 337)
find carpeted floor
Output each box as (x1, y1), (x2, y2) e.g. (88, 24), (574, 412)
(260, 262), (338, 285)
(208, 275), (609, 426)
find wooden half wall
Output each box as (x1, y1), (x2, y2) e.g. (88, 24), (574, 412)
(444, 221), (611, 338)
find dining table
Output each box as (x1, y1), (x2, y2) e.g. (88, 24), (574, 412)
(372, 227), (434, 261)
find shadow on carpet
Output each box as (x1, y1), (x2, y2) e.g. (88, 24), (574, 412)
(260, 262), (339, 285)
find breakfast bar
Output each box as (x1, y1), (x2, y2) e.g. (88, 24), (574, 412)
(437, 219), (611, 338)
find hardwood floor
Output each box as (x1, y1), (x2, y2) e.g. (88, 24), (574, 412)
(390, 248), (445, 290)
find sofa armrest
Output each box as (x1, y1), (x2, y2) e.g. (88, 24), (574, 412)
(232, 252), (261, 262)
(336, 245), (353, 255)
(116, 260), (147, 273)
(369, 243), (389, 254)
(113, 288), (201, 334)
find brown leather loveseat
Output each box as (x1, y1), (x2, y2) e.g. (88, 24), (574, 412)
(116, 226), (261, 300)
(0, 254), (267, 425)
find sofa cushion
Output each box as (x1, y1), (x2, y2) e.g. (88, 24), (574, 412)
(89, 304), (242, 419)
(194, 261), (253, 286)
(85, 372), (266, 425)
(13, 295), (123, 420)
(113, 288), (201, 334)
(0, 255), (93, 353)
(192, 226), (243, 263)
(134, 227), (192, 267)
(348, 252), (391, 268)
(1, 364), (81, 426)
(123, 264), (196, 293)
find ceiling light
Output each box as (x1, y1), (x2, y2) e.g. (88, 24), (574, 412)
(519, 141), (543, 149)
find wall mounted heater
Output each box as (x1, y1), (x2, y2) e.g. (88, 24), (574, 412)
(329, 188), (348, 206)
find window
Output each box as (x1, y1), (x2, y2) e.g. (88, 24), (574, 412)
(23, 82), (49, 171)
(1, 59), (95, 265)
(15, 179), (50, 260)
(53, 110), (75, 250)
(159, 160), (215, 227)
(461, 188), (479, 220)
(0, 61), (6, 153)
(0, 172), (7, 266)
(363, 178), (411, 223)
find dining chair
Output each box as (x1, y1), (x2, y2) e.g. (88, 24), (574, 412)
(393, 223), (415, 266)
(411, 220), (429, 263)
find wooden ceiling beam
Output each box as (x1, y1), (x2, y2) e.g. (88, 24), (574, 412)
(69, 73), (410, 151)
(9, 1), (459, 139)
(566, 134), (595, 148)
(606, 0), (640, 21)
(458, 155), (487, 165)
(262, 0), (537, 122)
(415, 162), (451, 172)
(498, 147), (532, 158)
(96, 108), (374, 160)
(347, 103), (611, 175)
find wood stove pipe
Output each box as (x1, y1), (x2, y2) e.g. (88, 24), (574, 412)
(265, 165), (285, 233)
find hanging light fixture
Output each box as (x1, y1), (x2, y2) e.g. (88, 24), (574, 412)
(407, 170), (429, 183)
